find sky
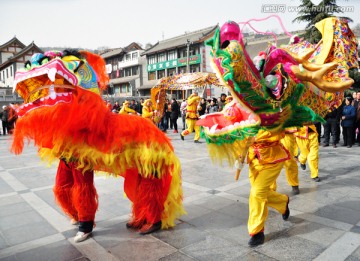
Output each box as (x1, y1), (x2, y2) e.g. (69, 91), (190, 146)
(1, 0), (359, 50)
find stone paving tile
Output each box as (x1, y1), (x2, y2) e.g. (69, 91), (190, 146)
(9, 167), (55, 189)
(0, 177), (13, 195)
(181, 234), (250, 261)
(256, 235), (325, 261)
(313, 203), (360, 225)
(159, 251), (197, 261)
(152, 222), (208, 249)
(10, 240), (83, 261)
(240, 250), (278, 261)
(0, 201), (33, 218)
(107, 236), (177, 261)
(190, 194), (235, 211)
(0, 234), (8, 251)
(93, 222), (144, 249)
(285, 220), (345, 247)
(2, 221), (58, 246)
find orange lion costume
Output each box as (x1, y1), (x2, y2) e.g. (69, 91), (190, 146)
(11, 50), (185, 242)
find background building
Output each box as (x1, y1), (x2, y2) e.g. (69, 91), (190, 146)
(0, 37), (42, 103)
(101, 42), (145, 101)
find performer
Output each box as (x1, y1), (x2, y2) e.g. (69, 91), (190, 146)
(295, 125), (321, 182)
(180, 92), (201, 143)
(119, 100), (137, 115)
(246, 130), (290, 246)
(142, 99), (156, 123)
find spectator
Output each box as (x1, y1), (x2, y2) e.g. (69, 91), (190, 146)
(341, 96), (356, 148)
(323, 107), (340, 148)
(112, 101), (121, 113)
(218, 93), (227, 111)
(208, 98), (219, 114)
(136, 98), (144, 115)
(0, 105), (8, 135)
(170, 99), (180, 133)
(180, 99), (187, 130)
(198, 98), (207, 116)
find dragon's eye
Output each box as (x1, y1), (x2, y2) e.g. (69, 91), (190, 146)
(24, 61), (31, 70)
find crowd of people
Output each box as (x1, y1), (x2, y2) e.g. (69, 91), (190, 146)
(103, 92), (234, 136)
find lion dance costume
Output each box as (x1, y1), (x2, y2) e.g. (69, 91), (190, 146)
(10, 50), (185, 242)
(196, 17), (357, 246)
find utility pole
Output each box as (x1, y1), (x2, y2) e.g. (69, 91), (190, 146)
(186, 39), (191, 73)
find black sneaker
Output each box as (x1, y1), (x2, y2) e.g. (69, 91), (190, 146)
(282, 197), (290, 220)
(291, 186), (300, 195)
(248, 232), (265, 247)
(313, 177), (321, 182)
(300, 163), (306, 170)
(180, 134), (184, 141)
(194, 140), (201, 143)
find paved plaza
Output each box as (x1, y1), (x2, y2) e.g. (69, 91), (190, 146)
(0, 124), (360, 261)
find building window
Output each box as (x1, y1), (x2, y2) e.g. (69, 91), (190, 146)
(178, 66), (186, 74)
(126, 54), (131, 61)
(121, 84), (127, 93)
(6, 68), (8, 78)
(168, 50), (176, 60)
(148, 71), (156, 80)
(157, 70), (165, 79)
(125, 68), (131, 77)
(132, 66), (139, 75)
(167, 68), (176, 76)
(178, 48), (187, 58)
(190, 64), (200, 73)
(158, 53), (166, 62)
(148, 55), (156, 64)
(132, 52), (138, 59)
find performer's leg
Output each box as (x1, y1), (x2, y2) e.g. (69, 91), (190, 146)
(248, 160), (287, 235)
(296, 137), (309, 166)
(70, 163), (98, 242)
(193, 123), (200, 141)
(181, 119), (195, 137)
(307, 133), (320, 179)
(53, 159), (78, 221)
(282, 135), (299, 188)
(135, 175), (166, 234)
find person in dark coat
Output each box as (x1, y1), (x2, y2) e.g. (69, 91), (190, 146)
(170, 98), (180, 133)
(341, 96), (356, 148)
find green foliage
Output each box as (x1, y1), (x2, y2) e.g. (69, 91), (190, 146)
(293, 0), (353, 43)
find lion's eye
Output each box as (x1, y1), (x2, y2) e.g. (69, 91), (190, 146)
(24, 61), (31, 70)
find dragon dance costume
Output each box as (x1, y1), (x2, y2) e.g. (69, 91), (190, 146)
(196, 16), (358, 246)
(10, 50), (185, 242)
(180, 93), (201, 142)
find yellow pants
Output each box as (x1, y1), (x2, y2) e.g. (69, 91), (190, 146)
(248, 159), (288, 235)
(296, 132), (319, 178)
(281, 134), (299, 186)
(181, 119), (200, 141)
